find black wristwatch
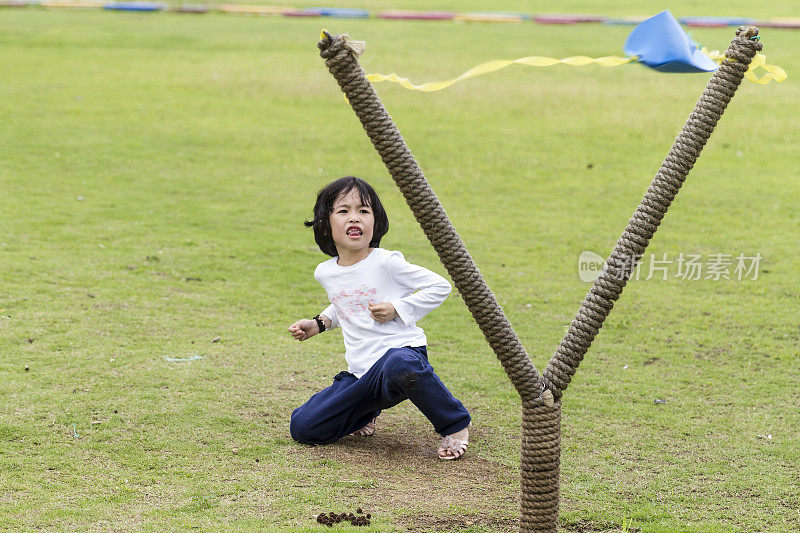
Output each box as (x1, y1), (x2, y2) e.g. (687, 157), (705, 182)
(313, 315), (326, 333)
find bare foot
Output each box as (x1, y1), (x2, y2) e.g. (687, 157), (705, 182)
(437, 426), (469, 460)
(350, 417), (376, 437)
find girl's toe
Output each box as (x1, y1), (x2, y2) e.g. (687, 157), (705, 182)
(437, 436), (467, 460)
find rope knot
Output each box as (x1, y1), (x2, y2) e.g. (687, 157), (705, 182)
(317, 31), (366, 59)
(736, 25), (759, 40)
(317, 29), (334, 51)
(735, 26), (764, 52)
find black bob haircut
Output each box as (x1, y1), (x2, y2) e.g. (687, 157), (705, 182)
(305, 177), (389, 257)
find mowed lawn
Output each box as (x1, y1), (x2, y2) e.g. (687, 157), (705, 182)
(1, 7), (798, 532)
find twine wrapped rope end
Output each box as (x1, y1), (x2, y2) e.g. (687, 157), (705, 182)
(318, 30), (366, 58)
(736, 25), (760, 41)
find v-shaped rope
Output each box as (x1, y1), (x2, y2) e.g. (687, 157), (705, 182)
(318, 26), (761, 533)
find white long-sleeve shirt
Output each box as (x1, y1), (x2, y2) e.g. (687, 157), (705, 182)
(314, 247), (452, 378)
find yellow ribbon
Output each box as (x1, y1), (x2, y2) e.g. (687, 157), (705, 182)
(366, 55), (634, 92)
(365, 51), (785, 92)
(701, 48), (787, 84)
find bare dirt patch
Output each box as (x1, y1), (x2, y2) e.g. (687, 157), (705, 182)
(561, 520), (632, 532)
(406, 513), (519, 531)
(290, 402), (520, 531)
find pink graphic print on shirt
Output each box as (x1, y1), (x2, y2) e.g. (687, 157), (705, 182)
(330, 285), (378, 323)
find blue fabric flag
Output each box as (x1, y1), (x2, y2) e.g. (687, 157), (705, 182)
(624, 11), (719, 73)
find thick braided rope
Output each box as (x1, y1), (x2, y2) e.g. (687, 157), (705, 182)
(520, 399), (560, 531)
(318, 32), (544, 404)
(542, 27), (762, 399)
(318, 32), (561, 532)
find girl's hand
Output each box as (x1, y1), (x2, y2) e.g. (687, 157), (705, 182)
(368, 302), (398, 323)
(288, 319), (319, 341)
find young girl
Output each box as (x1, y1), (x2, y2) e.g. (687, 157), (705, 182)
(288, 176), (471, 460)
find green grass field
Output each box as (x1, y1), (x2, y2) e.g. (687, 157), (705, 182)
(1, 5), (798, 532)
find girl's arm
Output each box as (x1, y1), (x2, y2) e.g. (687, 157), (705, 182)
(386, 252), (452, 326)
(288, 306), (338, 341)
(320, 304), (339, 330)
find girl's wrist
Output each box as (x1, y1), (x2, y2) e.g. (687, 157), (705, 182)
(319, 314), (332, 330)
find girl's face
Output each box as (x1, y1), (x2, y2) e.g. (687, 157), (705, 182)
(329, 188), (375, 256)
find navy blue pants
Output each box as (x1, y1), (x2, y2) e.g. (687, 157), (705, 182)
(290, 346), (471, 445)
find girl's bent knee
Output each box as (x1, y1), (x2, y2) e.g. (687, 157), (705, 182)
(290, 410), (335, 445)
(384, 351), (428, 391)
(290, 410), (317, 444)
